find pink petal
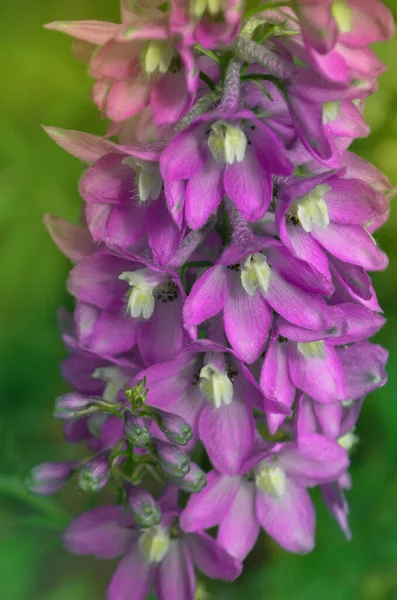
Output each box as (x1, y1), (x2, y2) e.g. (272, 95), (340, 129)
(185, 157), (224, 230)
(218, 480), (259, 561)
(224, 273), (272, 364)
(43, 215), (96, 262)
(108, 546), (154, 600)
(184, 265), (228, 326)
(199, 397), (254, 475)
(255, 478), (315, 554)
(64, 506), (133, 559)
(180, 471), (240, 532)
(155, 540), (195, 600)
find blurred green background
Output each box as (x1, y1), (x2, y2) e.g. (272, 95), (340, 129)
(1, 1), (397, 598)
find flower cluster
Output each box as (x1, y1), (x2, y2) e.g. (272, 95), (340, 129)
(32, 0), (395, 597)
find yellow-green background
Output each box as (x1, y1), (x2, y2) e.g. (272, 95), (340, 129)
(1, 1), (397, 598)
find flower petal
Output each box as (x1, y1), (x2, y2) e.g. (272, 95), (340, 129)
(184, 265), (228, 326)
(186, 157), (224, 230)
(155, 540), (195, 600)
(224, 273), (272, 364)
(255, 479), (315, 554)
(199, 396), (254, 475)
(217, 480), (259, 561)
(108, 546), (154, 600)
(187, 532), (242, 581)
(180, 471), (240, 532)
(64, 506), (133, 559)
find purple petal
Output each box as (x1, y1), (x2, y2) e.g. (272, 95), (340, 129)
(180, 471), (240, 532)
(326, 303), (385, 346)
(151, 71), (190, 126)
(187, 532), (242, 581)
(68, 253), (136, 310)
(312, 223), (388, 271)
(279, 435), (349, 485)
(265, 269), (331, 331)
(325, 178), (387, 225)
(146, 200), (183, 266)
(161, 123), (206, 181)
(184, 266), (228, 326)
(224, 150), (271, 221)
(288, 342), (346, 403)
(255, 479), (315, 554)
(89, 310), (139, 356)
(224, 273), (272, 364)
(217, 480), (259, 560)
(250, 120), (294, 175)
(336, 342), (388, 400)
(261, 338), (296, 435)
(108, 546), (154, 600)
(321, 481), (351, 540)
(155, 540), (195, 600)
(80, 154), (134, 205)
(185, 157), (224, 230)
(64, 506), (133, 559)
(199, 396), (255, 475)
(138, 293), (184, 366)
(141, 352), (198, 408)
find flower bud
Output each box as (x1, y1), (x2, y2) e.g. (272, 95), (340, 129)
(154, 440), (190, 479)
(27, 461), (76, 495)
(124, 377), (148, 412)
(78, 455), (109, 493)
(156, 410), (193, 446)
(53, 392), (96, 420)
(170, 462), (207, 493)
(128, 488), (161, 528)
(124, 412), (151, 447)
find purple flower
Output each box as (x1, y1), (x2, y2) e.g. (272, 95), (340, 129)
(181, 435), (349, 557)
(64, 493), (242, 599)
(161, 110), (293, 229)
(294, 0), (394, 56)
(184, 236), (343, 363)
(67, 251), (186, 365)
(276, 172), (389, 279)
(80, 153), (184, 265)
(135, 341), (288, 474)
(261, 323), (388, 415)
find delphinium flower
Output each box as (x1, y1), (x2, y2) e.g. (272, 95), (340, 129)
(30, 0), (395, 597)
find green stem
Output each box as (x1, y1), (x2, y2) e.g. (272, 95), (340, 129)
(199, 71), (217, 91)
(194, 44), (221, 64)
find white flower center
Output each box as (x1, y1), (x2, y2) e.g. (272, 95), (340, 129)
(199, 364), (233, 409)
(191, 0), (224, 18)
(139, 526), (170, 563)
(297, 340), (326, 359)
(143, 41), (174, 75)
(322, 101), (341, 125)
(255, 462), (286, 498)
(92, 366), (126, 403)
(90, 366), (126, 435)
(208, 121), (247, 165)
(122, 157), (162, 203)
(332, 0), (353, 34)
(119, 270), (157, 320)
(338, 430), (359, 452)
(240, 253), (270, 297)
(292, 185), (331, 233)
